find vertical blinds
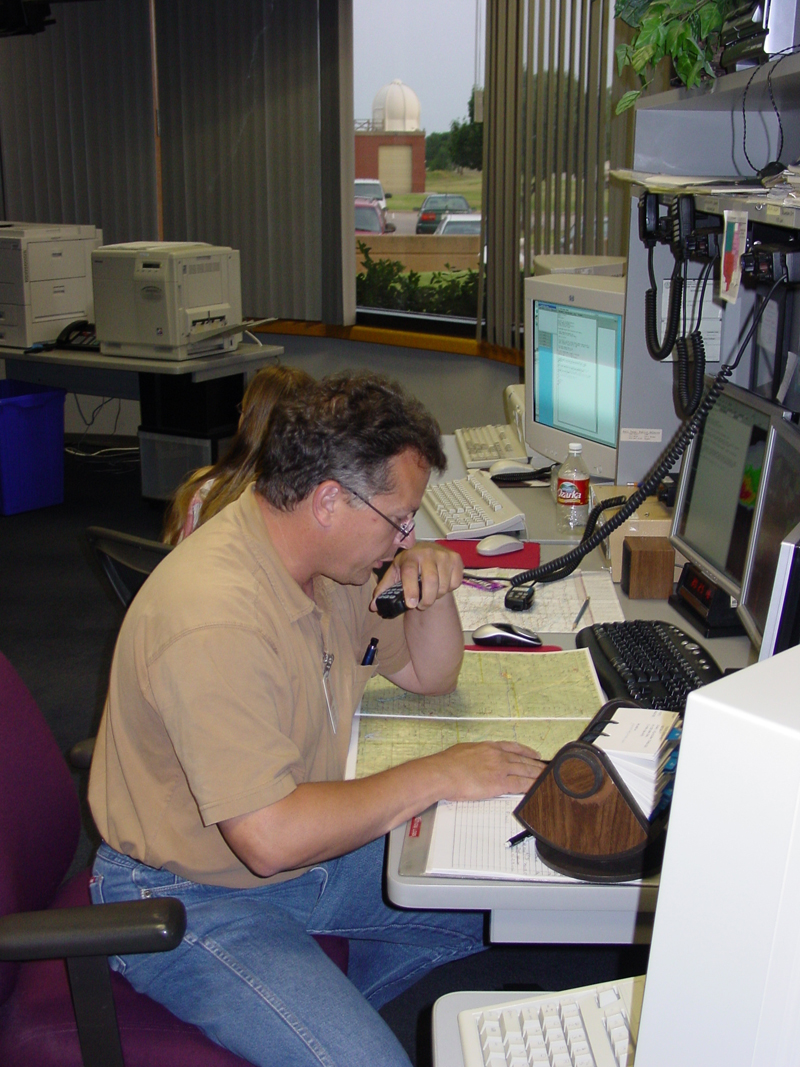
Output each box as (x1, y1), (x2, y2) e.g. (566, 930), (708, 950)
(481, 0), (630, 347)
(0, 0), (158, 242)
(0, 0), (354, 324)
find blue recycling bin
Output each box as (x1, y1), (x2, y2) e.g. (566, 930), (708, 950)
(0, 381), (66, 515)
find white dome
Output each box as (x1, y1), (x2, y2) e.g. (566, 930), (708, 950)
(372, 80), (421, 132)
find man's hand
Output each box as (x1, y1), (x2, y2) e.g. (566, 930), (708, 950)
(371, 541), (463, 613)
(428, 741), (547, 800)
(220, 740), (547, 878)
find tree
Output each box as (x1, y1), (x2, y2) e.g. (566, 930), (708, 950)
(425, 131), (453, 171)
(449, 89), (483, 172)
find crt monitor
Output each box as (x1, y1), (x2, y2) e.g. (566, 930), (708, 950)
(670, 381), (775, 601)
(738, 415), (800, 653)
(634, 646), (800, 1066)
(523, 274), (625, 479)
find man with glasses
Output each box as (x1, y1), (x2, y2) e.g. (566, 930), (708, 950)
(88, 372), (544, 1067)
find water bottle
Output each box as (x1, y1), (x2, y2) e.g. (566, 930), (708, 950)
(556, 442), (590, 534)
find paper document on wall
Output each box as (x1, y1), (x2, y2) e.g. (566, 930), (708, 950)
(425, 796), (579, 882)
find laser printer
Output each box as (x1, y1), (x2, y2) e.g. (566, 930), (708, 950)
(0, 222), (102, 348)
(92, 242), (243, 360)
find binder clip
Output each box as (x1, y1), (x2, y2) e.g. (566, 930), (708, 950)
(513, 699), (672, 882)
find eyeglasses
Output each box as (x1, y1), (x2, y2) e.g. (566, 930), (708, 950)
(343, 485), (415, 542)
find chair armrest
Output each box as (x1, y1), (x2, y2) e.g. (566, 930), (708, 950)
(0, 897), (186, 960)
(67, 735), (96, 769)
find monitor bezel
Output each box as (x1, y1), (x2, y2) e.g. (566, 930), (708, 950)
(757, 521), (800, 660)
(523, 274), (625, 480)
(738, 415), (800, 650)
(670, 380), (780, 602)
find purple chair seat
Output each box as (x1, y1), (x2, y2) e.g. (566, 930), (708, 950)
(0, 652), (348, 1066)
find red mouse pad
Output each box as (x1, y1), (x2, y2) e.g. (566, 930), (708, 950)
(437, 539), (541, 570)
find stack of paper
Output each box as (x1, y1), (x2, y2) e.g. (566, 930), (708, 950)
(424, 796), (579, 882)
(592, 707), (681, 819)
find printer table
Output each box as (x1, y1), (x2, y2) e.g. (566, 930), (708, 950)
(391, 444), (754, 946)
(2, 341), (283, 401)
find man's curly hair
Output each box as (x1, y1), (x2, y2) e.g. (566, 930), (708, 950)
(255, 372), (446, 510)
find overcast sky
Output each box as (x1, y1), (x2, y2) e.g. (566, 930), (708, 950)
(353, 0), (485, 135)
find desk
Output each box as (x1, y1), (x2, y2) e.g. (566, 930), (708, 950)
(387, 439), (755, 945)
(1, 341), (284, 401)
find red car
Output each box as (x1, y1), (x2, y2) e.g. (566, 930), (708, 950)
(355, 197), (395, 234)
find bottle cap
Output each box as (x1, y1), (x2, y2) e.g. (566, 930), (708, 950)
(568, 442), (582, 454)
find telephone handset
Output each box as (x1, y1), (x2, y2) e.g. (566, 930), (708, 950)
(55, 319), (98, 350)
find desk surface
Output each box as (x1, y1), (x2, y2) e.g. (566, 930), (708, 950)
(387, 440), (755, 945)
(1, 341), (284, 399)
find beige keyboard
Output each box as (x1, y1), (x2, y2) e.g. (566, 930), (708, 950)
(455, 424), (529, 469)
(420, 470), (526, 539)
(458, 975), (644, 1067)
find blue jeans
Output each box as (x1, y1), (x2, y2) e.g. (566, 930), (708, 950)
(91, 839), (484, 1067)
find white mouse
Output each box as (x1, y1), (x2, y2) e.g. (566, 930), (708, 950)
(476, 533), (525, 556)
(488, 459), (532, 476)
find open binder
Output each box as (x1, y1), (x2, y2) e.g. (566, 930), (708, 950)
(513, 698), (679, 882)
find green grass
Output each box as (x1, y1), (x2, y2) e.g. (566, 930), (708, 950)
(387, 169), (483, 212)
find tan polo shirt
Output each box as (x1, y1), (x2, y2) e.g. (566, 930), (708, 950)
(88, 486), (410, 888)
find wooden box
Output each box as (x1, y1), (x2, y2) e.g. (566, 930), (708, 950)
(590, 484), (687, 583)
(621, 536), (676, 600)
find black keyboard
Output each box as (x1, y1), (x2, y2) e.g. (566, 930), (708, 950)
(575, 620), (724, 711)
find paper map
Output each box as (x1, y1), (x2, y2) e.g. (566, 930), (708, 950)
(454, 569), (625, 634)
(347, 649), (604, 779)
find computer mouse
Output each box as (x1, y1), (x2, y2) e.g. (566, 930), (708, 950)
(488, 459), (532, 476)
(472, 623), (542, 648)
(476, 533), (525, 556)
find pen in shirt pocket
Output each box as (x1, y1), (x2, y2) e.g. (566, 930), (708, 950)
(361, 638), (379, 666)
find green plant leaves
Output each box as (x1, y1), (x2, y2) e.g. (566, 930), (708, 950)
(614, 0), (741, 103)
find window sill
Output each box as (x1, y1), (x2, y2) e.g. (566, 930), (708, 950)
(253, 319), (523, 367)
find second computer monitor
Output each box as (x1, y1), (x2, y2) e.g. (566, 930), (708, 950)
(670, 382), (776, 602)
(739, 414), (800, 655)
(523, 274), (625, 479)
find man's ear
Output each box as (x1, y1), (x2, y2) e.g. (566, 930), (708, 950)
(310, 480), (342, 530)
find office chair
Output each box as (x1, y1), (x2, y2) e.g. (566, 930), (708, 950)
(0, 651), (349, 1067)
(70, 527), (174, 769)
(84, 525), (174, 612)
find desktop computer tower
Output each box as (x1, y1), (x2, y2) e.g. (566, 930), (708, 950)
(138, 428), (234, 501)
(532, 254), (625, 277)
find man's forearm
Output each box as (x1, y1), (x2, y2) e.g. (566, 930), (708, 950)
(400, 590), (464, 693)
(219, 739), (545, 879)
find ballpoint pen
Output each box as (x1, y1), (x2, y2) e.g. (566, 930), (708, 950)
(361, 638), (379, 666)
(572, 596), (590, 630)
(505, 829), (532, 848)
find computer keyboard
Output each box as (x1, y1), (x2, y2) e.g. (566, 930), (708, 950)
(420, 470), (526, 539)
(455, 423), (529, 469)
(576, 620), (723, 711)
(458, 975), (644, 1067)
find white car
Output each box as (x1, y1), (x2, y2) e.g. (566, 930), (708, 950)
(433, 212), (482, 236)
(354, 179), (389, 214)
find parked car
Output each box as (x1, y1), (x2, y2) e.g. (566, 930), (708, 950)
(354, 178), (389, 214)
(433, 212), (482, 236)
(355, 197), (395, 234)
(415, 193), (471, 234)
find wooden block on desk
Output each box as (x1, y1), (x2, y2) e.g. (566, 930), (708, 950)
(621, 536), (675, 600)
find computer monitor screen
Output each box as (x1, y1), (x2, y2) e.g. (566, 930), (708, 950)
(670, 382), (774, 600)
(523, 274), (625, 479)
(739, 416), (800, 653)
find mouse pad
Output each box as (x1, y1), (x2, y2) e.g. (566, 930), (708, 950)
(436, 539), (540, 570)
(464, 643), (562, 653)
